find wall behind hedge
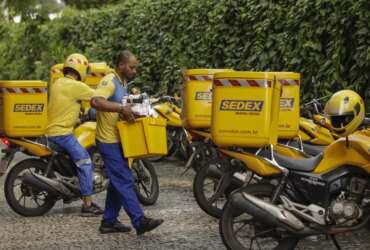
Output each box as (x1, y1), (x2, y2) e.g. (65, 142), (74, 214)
(0, 0), (369, 100)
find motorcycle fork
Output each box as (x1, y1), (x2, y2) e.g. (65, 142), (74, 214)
(208, 166), (235, 203)
(181, 144), (199, 176)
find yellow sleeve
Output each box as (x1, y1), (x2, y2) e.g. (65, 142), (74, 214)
(93, 78), (116, 99)
(72, 81), (95, 101)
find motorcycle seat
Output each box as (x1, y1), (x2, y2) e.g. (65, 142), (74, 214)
(302, 143), (326, 156)
(273, 152), (323, 172)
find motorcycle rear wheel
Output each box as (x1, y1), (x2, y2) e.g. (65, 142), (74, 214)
(4, 159), (56, 217)
(220, 184), (298, 250)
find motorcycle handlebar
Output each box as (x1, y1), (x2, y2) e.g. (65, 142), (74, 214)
(151, 95), (178, 104)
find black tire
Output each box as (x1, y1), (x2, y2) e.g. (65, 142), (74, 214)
(220, 184), (296, 250)
(193, 164), (241, 218)
(4, 159), (56, 217)
(132, 159), (159, 206)
(148, 156), (165, 162)
(190, 144), (206, 172)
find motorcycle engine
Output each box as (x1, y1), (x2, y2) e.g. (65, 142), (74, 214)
(328, 177), (368, 225)
(91, 151), (109, 192)
(329, 200), (362, 224)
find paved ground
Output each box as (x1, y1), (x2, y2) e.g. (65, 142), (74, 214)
(0, 151), (370, 249)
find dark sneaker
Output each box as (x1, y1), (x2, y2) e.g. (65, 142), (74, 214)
(99, 220), (132, 234)
(81, 202), (104, 217)
(136, 216), (164, 235)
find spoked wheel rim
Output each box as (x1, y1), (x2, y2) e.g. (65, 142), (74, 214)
(228, 205), (280, 250)
(221, 185), (283, 250)
(202, 173), (226, 211)
(133, 162), (153, 199)
(11, 167), (53, 211)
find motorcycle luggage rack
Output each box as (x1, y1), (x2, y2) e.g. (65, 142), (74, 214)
(253, 144), (289, 176)
(282, 135), (305, 153)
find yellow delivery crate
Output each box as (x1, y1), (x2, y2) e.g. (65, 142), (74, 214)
(85, 62), (112, 88)
(117, 117), (167, 158)
(49, 64), (64, 85)
(0, 81), (48, 137)
(181, 69), (234, 129)
(274, 72), (300, 139)
(211, 72), (281, 147)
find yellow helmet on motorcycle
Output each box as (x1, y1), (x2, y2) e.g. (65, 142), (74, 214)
(63, 53), (89, 82)
(324, 90), (365, 136)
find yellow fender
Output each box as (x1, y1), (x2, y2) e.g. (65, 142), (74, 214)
(219, 149), (281, 177)
(275, 144), (306, 158)
(313, 133), (370, 174)
(219, 144), (306, 177)
(128, 158), (134, 168)
(299, 117), (335, 145)
(8, 138), (52, 157)
(153, 103), (182, 127)
(74, 122), (97, 149)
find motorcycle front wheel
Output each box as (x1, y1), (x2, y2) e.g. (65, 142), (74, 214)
(132, 159), (159, 206)
(4, 159), (56, 217)
(193, 164), (243, 218)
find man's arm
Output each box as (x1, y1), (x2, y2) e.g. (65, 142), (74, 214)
(91, 97), (135, 123)
(90, 97), (121, 112)
(73, 82), (95, 101)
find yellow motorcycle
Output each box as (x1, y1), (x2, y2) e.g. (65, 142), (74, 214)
(219, 90), (370, 250)
(151, 95), (187, 161)
(192, 139), (307, 218)
(1, 121), (159, 217)
(298, 97), (370, 156)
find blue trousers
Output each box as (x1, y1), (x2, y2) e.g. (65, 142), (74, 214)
(96, 141), (144, 229)
(48, 134), (93, 196)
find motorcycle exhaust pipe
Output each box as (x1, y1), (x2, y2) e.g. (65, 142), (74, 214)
(230, 191), (305, 232)
(22, 170), (74, 198)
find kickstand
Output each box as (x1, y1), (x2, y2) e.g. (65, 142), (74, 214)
(330, 235), (342, 250)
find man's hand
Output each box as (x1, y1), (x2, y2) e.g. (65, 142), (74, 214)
(120, 105), (136, 123)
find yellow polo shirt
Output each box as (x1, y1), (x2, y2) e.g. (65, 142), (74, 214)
(94, 72), (127, 143)
(46, 76), (95, 136)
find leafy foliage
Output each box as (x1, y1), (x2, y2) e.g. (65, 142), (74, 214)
(2, 0), (64, 22)
(62, 0), (121, 10)
(0, 0), (369, 100)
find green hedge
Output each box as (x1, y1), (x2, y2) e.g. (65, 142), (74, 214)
(0, 0), (370, 101)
